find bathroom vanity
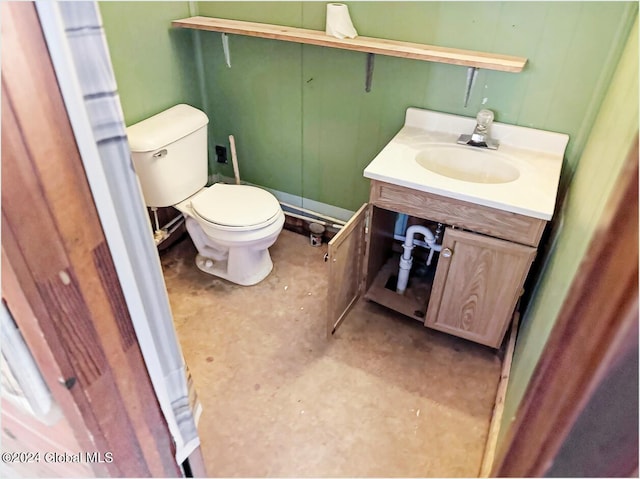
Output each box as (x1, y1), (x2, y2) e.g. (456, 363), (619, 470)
(327, 108), (569, 348)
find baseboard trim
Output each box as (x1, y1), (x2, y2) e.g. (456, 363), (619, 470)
(210, 174), (355, 222)
(479, 311), (520, 477)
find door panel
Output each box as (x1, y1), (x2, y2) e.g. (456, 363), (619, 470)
(1, 3), (182, 476)
(327, 203), (368, 336)
(1, 399), (94, 478)
(363, 206), (397, 292)
(426, 228), (536, 347)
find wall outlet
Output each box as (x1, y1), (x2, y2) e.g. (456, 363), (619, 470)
(215, 145), (227, 163)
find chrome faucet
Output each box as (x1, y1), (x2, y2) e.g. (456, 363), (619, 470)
(457, 109), (499, 150)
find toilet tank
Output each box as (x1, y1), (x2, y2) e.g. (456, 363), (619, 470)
(127, 104), (209, 207)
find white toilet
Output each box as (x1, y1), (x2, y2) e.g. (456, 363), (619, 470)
(127, 104), (285, 286)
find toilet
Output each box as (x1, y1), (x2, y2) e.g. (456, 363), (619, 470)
(127, 104), (285, 286)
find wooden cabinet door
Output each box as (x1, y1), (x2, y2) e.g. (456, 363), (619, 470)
(327, 203), (368, 336)
(425, 228), (536, 348)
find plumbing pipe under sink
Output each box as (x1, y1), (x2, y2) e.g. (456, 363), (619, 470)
(396, 225), (442, 295)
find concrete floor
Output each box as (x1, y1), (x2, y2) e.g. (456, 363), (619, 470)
(161, 230), (502, 477)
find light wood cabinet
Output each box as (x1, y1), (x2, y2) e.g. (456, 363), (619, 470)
(328, 180), (543, 348)
(327, 203), (368, 336)
(425, 228), (536, 347)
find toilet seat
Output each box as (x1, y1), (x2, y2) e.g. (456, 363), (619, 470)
(190, 183), (281, 231)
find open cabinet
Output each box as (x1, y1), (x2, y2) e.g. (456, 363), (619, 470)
(328, 180), (543, 348)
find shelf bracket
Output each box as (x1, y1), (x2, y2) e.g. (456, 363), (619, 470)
(221, 33), (231, 68)
(463, 67), (479, 107)
(365, 53), (375, 92)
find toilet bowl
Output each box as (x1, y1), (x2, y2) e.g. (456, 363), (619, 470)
(175, 183), (285, 286)
(126, 104), (285, 286)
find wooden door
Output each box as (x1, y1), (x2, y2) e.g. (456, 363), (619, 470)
(425, 228), (536, 348)
(1, 3), (182, 476)
(327, 204), (368, 336)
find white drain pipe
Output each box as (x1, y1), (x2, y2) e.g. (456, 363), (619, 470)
(283, 210), (344, 230)
(279, 201), (347, 226)
(396, 225), (442, 294)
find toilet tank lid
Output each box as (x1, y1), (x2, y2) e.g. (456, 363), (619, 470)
(127, 104), (209, 153)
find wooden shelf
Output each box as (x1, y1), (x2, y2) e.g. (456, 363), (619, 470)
(172, 16), (527, 73)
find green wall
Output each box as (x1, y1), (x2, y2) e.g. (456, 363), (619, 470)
(196, 1), (636, 210)
(99, 1), (201, 125)
(100, 1), (635, 209)
(498, 15), (638, 452)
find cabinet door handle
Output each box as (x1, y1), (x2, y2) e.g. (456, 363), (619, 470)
(441, 248), (453, 258)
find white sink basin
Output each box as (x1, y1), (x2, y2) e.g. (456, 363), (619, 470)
(415, 145), (520, 184)
(363, 108), (570, 220)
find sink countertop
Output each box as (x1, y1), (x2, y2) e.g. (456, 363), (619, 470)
(363, 108), (569, 220)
